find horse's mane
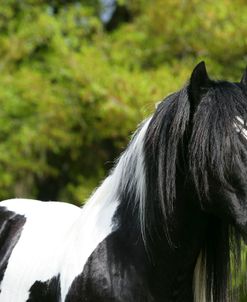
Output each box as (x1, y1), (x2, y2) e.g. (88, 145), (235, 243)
(189, 81), (247, 302)
(144, 87), (191, 245)
(143, 81), (247, 301)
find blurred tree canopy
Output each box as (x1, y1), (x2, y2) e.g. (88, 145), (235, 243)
(0, 0), (246, 205)
(0, 0), (246, 298)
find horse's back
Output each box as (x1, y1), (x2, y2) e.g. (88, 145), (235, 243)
(0, 198), (81, 302)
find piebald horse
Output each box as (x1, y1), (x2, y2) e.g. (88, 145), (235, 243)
(0, 62), (247, 302)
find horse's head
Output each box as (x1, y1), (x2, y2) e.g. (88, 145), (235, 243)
(144, 62), (247, 242)
(143, 62), (247, 301)
(188, 62), (247, 241)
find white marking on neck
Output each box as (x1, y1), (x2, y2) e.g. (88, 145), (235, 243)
(235, 116), (247, 139)
(59, 176), (119, 301)
(60, 117), (151, 301)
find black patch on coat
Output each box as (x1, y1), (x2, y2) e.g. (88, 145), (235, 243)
(27, 275), (61, 302)
(65, 231), (154, 302)
(0, 206), (26, 285)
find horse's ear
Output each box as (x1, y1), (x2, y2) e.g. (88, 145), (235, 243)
(240, 67), (247, 86)
(189, 61), (210, 108)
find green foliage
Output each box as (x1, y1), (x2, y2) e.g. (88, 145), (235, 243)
(0, 0), (246, 202)
(0, 0), (246, 296)
(0, 2), (245, 191)
(0, 0), (190, 203)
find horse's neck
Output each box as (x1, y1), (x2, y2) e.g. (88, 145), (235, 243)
(74, 115), (208, 301)
(74, 117), (151, 248)
(72, 178), (207, 301)
(111, 184), (207, 302)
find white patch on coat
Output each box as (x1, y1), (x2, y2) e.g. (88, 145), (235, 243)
(0, 118), (151, 302)
(235, 116), (247, 139)
(0, 199), (81, 302)
(59, 176), (119, 301)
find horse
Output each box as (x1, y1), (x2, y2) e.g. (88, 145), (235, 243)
(0, 61), (247, 302)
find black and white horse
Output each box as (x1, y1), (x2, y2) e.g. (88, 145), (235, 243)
(0, 62), (247, 302)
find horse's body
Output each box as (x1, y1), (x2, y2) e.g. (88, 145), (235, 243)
(0, 62), (247, 302)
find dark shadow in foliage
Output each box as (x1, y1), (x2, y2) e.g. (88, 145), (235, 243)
(104, 3), (132, 31)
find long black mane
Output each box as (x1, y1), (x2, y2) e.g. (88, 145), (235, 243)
(143, 79), (247, 301)
(190, 81), (247, 301)
(144, 87), (190, 245)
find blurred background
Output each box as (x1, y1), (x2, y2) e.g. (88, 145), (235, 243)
(0, 0), (246, 299)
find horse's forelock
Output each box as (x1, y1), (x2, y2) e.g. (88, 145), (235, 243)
(189, 83), (247, 201)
